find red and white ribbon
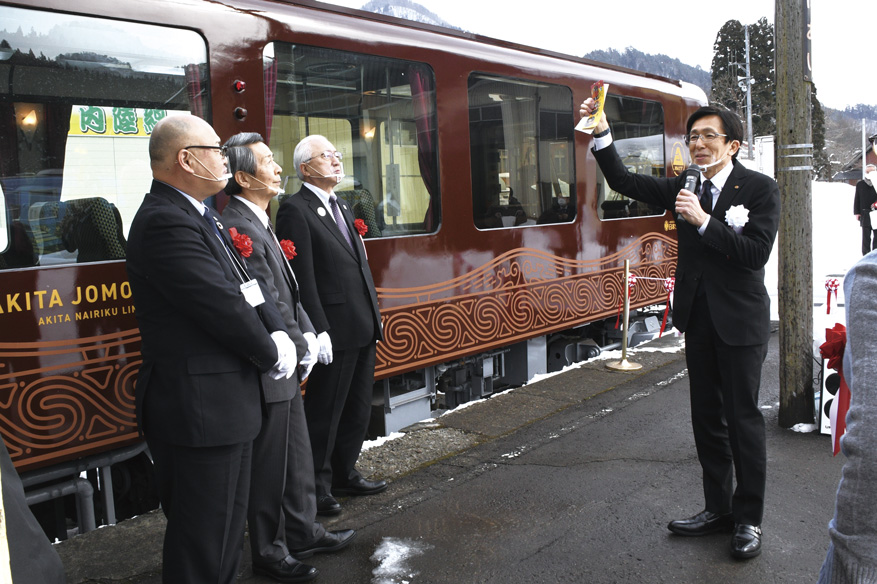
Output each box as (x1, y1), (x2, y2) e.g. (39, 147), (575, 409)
(615, 274), (638, 329)
(825, 278), (839, 315)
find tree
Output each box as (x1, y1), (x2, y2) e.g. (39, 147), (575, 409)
(710, 17), (825, 178)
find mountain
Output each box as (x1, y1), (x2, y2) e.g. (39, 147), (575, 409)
(355, 1), (708, 92)
(582, 47), (712, 96)
(359, 0), (462, 30)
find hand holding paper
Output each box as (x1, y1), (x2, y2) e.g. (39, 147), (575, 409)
(576, 81), (610, 134)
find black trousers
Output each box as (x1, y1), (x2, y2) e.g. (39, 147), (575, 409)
(862, 224), (877, 255)
(684, 295), (768, 526)
(304, 342), (376, 496)
(146, 435), (252, 584)
(249, 396), (324, 565)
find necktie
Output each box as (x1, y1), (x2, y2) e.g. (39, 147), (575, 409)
(203, 207), (224, 239)
(700, 180), (713, 214)
(329, 194), (354, 250)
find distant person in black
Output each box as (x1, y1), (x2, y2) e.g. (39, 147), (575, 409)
(853, 164), (877, 255)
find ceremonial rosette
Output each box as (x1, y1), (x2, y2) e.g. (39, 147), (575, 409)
(228, 227), (253, 258)
(725, 205), (749, 234)
(279, 239), (297, 260)
(819, 323), (849, 455)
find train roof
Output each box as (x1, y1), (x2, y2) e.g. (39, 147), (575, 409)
(240, 0), (706, 100)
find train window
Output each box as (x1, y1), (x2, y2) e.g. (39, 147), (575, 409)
(0, 182), (7, 253)
(265, 43), (439, 238)
(468, 74), (575, 229)
(596, 95), (667, 220)
(0, 6), (208, 269)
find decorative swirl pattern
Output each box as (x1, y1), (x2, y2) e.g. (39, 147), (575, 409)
(375, 234), (676, 376)
(0, 329), (141, 471)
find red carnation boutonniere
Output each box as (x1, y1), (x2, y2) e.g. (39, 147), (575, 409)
(227, 227), (253, 258)
(279, 239), (297, 260)
(354, 218), (368, 237)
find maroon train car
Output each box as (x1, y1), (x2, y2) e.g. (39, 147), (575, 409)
(0, 0), (704, 531)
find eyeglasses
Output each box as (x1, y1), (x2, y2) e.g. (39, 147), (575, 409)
(684, 133), (728, 145)
(305, 151), (343, 162)
(184, 145), (228, 157)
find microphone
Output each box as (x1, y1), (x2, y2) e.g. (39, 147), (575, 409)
(193, 171), (232, 182)
(676, 163), (700, 224)
(306, 163), (344, 184)
(188, 153), (232, 182)
(697, 157), (728, 172)
(246, 173), (284, 195)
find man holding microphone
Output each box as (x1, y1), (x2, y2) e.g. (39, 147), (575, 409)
(579, 96), (780, 559)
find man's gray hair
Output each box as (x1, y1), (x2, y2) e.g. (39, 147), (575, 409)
(223, 132), (264, 195)
(293, 135), (330, 181)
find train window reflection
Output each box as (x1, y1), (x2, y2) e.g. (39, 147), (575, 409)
(596, 96), (667, 220)
(468, 74), (575, 229)
(0, 182), (7, 254)
(265, 43), (439, 237)
(0, 6), (208, 269)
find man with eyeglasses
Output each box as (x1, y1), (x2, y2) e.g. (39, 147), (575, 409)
(276, 135), (386, 518)
(222, 132), (358, 582)
(127, 115), (300, 583)
(579, 100), (780, 559)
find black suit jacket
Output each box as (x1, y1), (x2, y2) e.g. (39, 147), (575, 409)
(854, 179), (877, 228)
(126, 180), (287, 447)
(222, 196), (316, 402)
(594, 144), (780, 346)
(276, 186), (382, 350)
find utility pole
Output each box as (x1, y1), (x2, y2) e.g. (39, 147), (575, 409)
(743, 25), (754, 159)
(776, 0), (814, 427)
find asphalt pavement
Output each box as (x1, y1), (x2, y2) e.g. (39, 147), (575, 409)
(56, 326), (845, 583)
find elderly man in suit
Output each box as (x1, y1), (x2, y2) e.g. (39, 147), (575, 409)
(276, 135), (386, 517)
(853, 163), (877, 255)
(126, 115), (300, 583)
(222, 132), (356, 582)
(579, 99), (780, 559)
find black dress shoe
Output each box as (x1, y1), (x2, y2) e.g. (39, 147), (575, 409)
(667, 510), (734, 536)
(253, 555), (318, 583)
(316, 494), (342, 516)
(731, 524), (762, 559)
(290, 529), (356, 559)
(332, 476), (388, 497)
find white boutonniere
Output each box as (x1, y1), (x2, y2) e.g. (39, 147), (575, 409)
(725, 205), (750, 234)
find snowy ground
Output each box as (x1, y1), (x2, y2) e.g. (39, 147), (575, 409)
(361, 180), (859, 448)
(764, 180), (861, 340)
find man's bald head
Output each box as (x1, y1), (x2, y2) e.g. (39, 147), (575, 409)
(148, 115), (228, 199)
(150, 115), (210, 171)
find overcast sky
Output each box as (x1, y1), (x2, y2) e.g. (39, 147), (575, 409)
(323, 0), (870, 112)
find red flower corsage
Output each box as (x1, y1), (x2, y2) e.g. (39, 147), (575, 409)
(279, 239), (297, 260)
(228, 227), (253, 258)
(354, 218), (368, 236)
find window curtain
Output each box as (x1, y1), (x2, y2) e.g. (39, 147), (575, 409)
(264, 56), (278, 144)
(409, 66), (438, 231)
(184, 64), (205, 119)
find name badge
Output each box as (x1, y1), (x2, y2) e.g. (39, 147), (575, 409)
(241, 279), (265, 307)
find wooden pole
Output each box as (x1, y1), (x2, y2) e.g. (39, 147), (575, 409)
(776, 0), (815, 427)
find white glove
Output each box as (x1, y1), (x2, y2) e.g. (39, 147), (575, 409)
(317, 331), (333, 365)
(268, 331), (297, 380)
(300, 332), (319, 369)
